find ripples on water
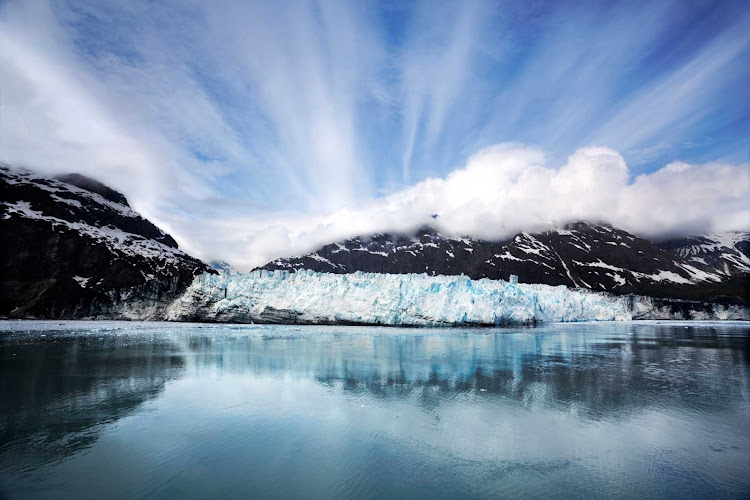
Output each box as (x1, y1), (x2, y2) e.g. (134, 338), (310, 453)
(0, 321), (749, 499)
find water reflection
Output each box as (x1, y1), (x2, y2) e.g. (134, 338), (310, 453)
(0, 330), (186, 472)
(0, 321), (749, 499)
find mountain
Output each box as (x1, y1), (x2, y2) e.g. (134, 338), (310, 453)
(208, 260), (239, 274)
(259, 223), (750, 304)
(658, 233), (750, 276)
(0, 165), (213, 318)
(2, 164), (747, 321)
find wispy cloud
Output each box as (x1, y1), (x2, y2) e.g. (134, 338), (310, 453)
(0, 0), (747, 267)
(397, 0), (496, 182)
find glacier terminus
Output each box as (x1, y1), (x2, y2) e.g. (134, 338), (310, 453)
(166, 270), (748, 326)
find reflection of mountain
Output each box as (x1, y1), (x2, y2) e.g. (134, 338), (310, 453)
(1, 323), (748, 476)
(301, 325), (750, 418)
(0, 333), (186, 471)
(103, 324), (750, 419)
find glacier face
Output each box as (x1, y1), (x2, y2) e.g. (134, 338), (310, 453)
(166, 270), (748, 326)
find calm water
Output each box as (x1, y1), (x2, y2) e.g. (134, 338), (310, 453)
(1, 321), (749, 499)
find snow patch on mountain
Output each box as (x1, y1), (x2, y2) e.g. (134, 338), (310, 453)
(72, 276), (91, 287)
(662, 232), (750, 274)
(2, 200), (189, 264)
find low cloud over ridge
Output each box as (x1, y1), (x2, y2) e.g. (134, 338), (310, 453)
(171, 144), (749, 270)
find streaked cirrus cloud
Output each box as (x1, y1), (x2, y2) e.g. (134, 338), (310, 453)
(0, 0), (747, 268)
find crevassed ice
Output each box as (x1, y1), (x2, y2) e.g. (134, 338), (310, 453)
(167, 270), (645, 325)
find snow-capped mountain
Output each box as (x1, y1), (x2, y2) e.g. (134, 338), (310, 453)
(0, 165), (212, 318)
(259, 223), (749, 304)
(2, 164), (747, 322)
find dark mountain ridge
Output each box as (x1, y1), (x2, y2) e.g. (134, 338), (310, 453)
(1, 165), (213, 318)
(259, 223), (750, 304)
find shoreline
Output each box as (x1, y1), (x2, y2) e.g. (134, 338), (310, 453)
(2, 318), (748, 330)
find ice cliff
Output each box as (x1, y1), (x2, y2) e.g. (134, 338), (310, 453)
(166, 270), (749, 326)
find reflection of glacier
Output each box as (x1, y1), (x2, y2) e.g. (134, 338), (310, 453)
(167, 270), (748, 325)
(166, 323), (750, 417)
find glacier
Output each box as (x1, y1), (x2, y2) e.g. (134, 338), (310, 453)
(165, 270), (749, 326)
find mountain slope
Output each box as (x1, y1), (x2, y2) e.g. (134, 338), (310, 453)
(259, 223), (749, 304)
(0, 165), (212, 318)
(658, 233), (750, 276)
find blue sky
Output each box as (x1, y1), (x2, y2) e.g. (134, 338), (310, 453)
(0, 0), (748, 267)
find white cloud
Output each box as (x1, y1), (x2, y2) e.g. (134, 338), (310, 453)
(160, 144), (749, 270)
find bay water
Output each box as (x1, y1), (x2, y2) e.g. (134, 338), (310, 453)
(1, 321), (749, 499)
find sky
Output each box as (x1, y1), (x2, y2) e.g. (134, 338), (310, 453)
(0, 0), (748, 269)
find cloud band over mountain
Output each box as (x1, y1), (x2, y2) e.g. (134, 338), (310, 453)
(169, 144), (749, 270)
